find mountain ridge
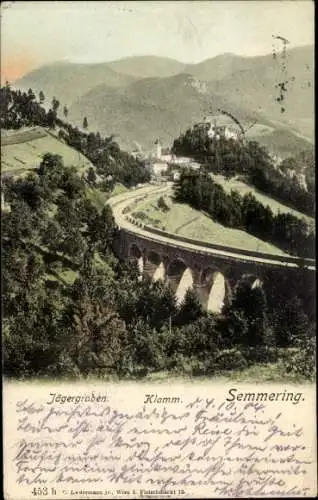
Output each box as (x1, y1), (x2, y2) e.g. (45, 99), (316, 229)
(15, 45), (314, 85)
(14, 62), (137, 107)
(14, 46), (314, 155)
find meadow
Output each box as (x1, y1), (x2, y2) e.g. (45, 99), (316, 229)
(210, 173), (314, 226)
(8, 359), (313, 385)
(132, 192), (288, 256)
(1, 127), (92, 176)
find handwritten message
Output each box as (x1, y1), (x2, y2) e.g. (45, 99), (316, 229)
(4, 382), (317, 498)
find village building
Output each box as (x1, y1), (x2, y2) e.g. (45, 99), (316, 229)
(150, 162), (169, 177)
(194, 120), (239, 141)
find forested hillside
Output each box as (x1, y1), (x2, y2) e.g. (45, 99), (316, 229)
(2, 162), (315, 380)
(188, 46), (314, 139)
(1, 83), (315, 381)
(172, 124), (315, 218)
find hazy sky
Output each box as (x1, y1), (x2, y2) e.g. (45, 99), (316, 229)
(1, 1), (314, 81)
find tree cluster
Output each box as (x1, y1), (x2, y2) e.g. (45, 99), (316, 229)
(1, 85), (49, 129)
(59, 123), (151, 188)
(1, 84), (150, 189)
(1, 87), (315, 381)
(172, 125), (314, 217)
(174, 170), (315, 258)
(3, 155), (314, 380)
(250, 158), (314, 218)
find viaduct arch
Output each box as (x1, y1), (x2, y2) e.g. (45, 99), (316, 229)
(121, 232), (277, 313)
(109, 185), (315, 315)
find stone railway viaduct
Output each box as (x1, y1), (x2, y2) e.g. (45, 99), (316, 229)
(115, 226), (315, 313)
(110, 186), (315, 313)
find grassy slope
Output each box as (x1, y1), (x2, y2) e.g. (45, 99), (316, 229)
(86, 183), (128, 211)
(210, 173), (314, 226)
(45, 250), (114, 287)
(111, 182), (129, 197)
(132, 194), (288, 256)
(21, 360), (313, 384)
(143, 362), (313, 384)
(1, 127), (92, 175)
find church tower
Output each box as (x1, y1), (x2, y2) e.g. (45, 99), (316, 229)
(154, 138), (162, 159)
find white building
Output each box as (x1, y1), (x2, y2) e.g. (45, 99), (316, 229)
(170, 156), (192, 166)
(152, 162), (169, 176)
(285, 169), (308, 191)
(194, 119), (239, 141)
(296, 173), (308, 191)
(152, 142), (175, 162)
(269, 152), (282, 168)
(153, 139), (163, 159)
(150, 140), (201, 173)
(160, 153), (174, 162)
(207, 124), (238, 140)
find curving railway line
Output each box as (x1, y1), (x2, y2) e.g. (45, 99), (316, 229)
(108, 184), (316, 271)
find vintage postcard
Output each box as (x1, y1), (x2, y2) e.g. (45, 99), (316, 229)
(1, 1), (316, 498)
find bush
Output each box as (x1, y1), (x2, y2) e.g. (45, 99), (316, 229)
(47, 260), (63, 274)
(132, 211), (147, 220)
(167, 354), (209, 376)
(157, 196), (169, 212)
(128, 321), (167, 373)
(39, 352), (81, 378)
(152, 218), (162, 227)
(191, 359), (209, 376)
(211, 349), (248, 373)
(166, 352), (186, 372)
(241, 345), (279, 365)
(283, 336), (316, 381)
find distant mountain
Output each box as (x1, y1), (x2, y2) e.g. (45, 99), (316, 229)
(185, 46), (313, 81)
(185, 52), (248, 81)
(247, 128), (313, 159)
(186, 45), (314, 140)
(13, 55), (187, 106)
(107, 55), (187, 78)
(14, 61), (136, 107)
(67, 72), (276, 151)
(14, 46), (314, 155)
